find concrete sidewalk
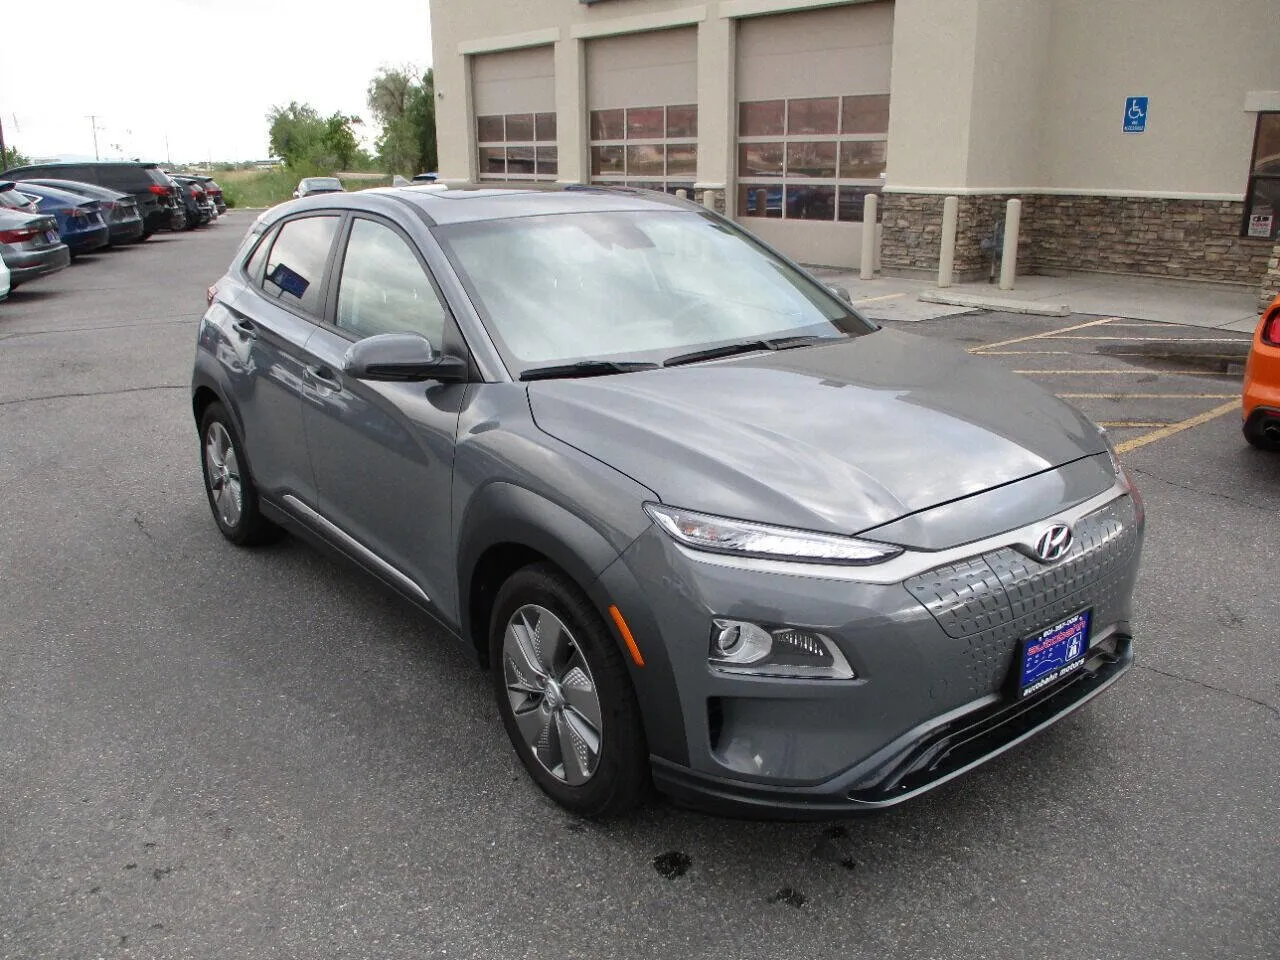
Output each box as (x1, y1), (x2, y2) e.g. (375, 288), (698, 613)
(812, 267), (1263, 331)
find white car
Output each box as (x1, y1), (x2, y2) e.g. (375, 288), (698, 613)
(0, 255), (11, 302)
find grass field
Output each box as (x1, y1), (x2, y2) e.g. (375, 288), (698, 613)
(220, 167), (392, 208)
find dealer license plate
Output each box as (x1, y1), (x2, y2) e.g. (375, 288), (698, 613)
(44, 230), (59, 244)
(1017, 610), (1091, 698)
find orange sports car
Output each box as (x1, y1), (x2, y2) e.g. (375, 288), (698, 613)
(1243, 293), (1280, 450)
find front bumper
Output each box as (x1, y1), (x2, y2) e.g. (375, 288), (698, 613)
(653, 635), (1131, 817)
(602, 484), (1143, 818)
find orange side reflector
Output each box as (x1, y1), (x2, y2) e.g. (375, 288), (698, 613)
(608, 604), (645, 667)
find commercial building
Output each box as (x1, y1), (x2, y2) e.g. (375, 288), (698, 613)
(430, 0), (1280, 298)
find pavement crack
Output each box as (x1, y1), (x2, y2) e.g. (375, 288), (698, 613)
(0, 315), (201, 341)
(1136, 664), (1280, 719)
(1128, 466), (1274, 513)
(0, 385), (187, 407)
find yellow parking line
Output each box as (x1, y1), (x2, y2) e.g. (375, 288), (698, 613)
(1015, 369), (1223, 376)
(1056, 393), (1237, 399)
(1045, 335), (1249, 342)
(1113, 400), (1240, 454)
(969, 317), (1116, 353)
(851, 293), (906, 305)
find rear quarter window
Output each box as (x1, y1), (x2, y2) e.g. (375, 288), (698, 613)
(260, 215), (340, 317)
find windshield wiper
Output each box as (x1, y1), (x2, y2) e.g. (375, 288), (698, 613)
(519, 359), (660, 381)
(663, 334), (839, 368)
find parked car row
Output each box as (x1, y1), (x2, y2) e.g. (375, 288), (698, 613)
(0, 160), (224, 297)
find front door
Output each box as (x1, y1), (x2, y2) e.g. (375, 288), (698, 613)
(300, 214), (466, 619)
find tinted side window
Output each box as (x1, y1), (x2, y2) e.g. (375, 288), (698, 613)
(335, 218), (446, 343)
(261, 215), (339, 316)
(243, 227), (274, 284)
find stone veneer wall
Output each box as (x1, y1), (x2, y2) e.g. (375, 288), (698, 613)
(880, 193), (1272, 288)
(1258, 242), (1280, 314)
(1026, 196), (1269, 284)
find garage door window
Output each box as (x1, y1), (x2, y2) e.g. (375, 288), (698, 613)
(738, 94), (888, 223)
(1243, 112), (1279, 240)
(589, 104), (697, 195)
(476, 112), (558, 181)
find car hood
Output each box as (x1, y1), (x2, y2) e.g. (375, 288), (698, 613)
(527, 330), (1106, 535)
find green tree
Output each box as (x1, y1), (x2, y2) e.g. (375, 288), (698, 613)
(367, 66), (437, 175)
(267, 102), (365, 170)
(2, 145), (31, 170)
(267, 101), (323, 166)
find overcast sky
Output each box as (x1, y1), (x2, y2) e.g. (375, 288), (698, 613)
(0, 0), (433, 164)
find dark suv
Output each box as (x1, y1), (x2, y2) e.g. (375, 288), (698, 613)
(0, 161), (182, 237)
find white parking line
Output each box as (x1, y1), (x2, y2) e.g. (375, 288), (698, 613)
(969, 317), (1116, 353)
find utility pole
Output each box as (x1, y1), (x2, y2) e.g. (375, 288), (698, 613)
(86, 115), (100, 160)
(0, 114), (6, 164)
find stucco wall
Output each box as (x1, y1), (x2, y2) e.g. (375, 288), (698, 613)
(1038, 0), (1278, 197)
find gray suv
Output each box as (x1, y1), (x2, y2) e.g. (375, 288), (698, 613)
(191, 185), (1144, 818)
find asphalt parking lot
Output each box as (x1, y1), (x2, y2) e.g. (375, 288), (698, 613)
(1, 213), (1276, 960)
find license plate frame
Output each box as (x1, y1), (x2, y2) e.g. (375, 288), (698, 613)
(44, 229), (59, 244)
(1016, 610), (1091, 698)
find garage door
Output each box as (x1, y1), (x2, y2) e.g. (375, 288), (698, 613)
(472, 46), (557, 181)
(586, 28), (698, 194)
(736, 2), (893, 267)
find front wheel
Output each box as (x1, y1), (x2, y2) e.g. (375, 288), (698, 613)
(490, 563), (649, 818)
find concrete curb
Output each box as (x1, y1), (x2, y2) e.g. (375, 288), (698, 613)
(918, 292), (1071, 316)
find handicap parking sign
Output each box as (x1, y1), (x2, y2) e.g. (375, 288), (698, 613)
(1124, 96), (1148, 133)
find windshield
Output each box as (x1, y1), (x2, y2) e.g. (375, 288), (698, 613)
(305, 178), (342, 190)
(437, 210), (872, 374)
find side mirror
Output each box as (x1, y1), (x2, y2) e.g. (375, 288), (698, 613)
(826, 283), (853, 304)
(343, 333), (468, 383)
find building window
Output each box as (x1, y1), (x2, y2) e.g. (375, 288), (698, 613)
(589, 104), (697, 194)
(1243, 112), (1280, 240)
(476, 112), (558, 181)
(737, 94), (888, 222)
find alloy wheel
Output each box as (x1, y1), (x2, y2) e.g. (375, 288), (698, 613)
(503, 603), (604, 785)
(204, 421), (243, 529)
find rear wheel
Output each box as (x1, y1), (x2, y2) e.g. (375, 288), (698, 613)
(490, 563), (648, 818)
(198, 402), (280, 546)
(1243, 412), (1280, 451)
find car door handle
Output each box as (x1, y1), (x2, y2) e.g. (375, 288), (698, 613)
(305, 364), (342, 390)
(230, 318), (257, 339)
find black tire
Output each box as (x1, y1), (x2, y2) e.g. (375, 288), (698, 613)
(198, 402), (280, 546)
(1243, 413), (1280, 451)
(490, 562), (649, 818)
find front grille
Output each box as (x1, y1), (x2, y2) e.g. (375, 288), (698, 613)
(904, 496), (1141, 700)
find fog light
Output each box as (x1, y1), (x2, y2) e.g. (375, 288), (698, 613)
(713, 621), (773, 664)
(709, 619), (855, 680)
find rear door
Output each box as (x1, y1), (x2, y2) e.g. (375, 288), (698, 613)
(298, 213), (466, 616)
(219, 212), (342, 503)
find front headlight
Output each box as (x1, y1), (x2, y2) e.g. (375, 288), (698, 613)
(644, 503), (902, 565)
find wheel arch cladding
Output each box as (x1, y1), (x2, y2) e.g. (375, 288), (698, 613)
(458, 482), (622, 667)
(457, 483), (689, 766)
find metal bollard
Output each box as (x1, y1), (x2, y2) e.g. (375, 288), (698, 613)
(860, 194), (878, 280)
(999, 198), (1021, 290)
(938, 196), (959, 287)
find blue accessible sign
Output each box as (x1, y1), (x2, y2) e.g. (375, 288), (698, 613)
(1123, 96), (1148, 133)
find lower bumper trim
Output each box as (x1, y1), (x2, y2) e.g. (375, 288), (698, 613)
(651, 638), (1133, 819)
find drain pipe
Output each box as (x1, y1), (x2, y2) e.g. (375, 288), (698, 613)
(999, 198), (1022, 290)
(938, 195), (959, 287)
